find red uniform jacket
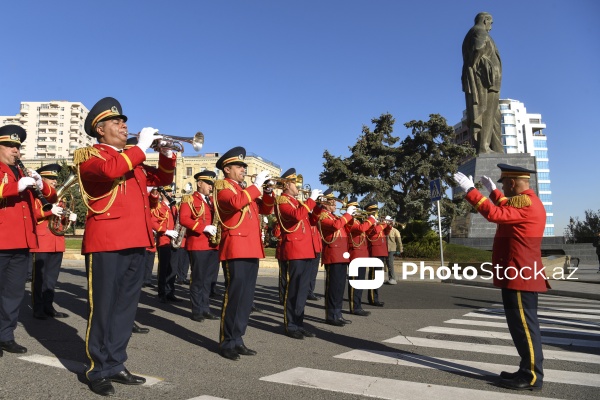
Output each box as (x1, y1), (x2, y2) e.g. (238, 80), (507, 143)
(215, 179), (274, 261)
(0, 162), (55, 250)
(466, 187), (548, 292)
(75, 144), (175, 253)
(308, 212), (323, 254)
(151, 197), (176, 247)
(179, 191), (218, 252)
(272, 224), (282, 260)
(367, 223), (392, 258)
(347, 216), (377, 260)
(276, 193), (317, 261)
(31, 198), (66, 253)
(313, 206), (353, 264)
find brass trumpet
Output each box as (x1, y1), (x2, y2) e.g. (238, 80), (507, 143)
(128, 131), (204, 153)
(248, 175), (294, 189)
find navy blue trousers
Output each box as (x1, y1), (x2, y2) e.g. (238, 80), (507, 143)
(189, 249), (219, 315)
(278, 259), (287, 303)
(502, 288), (544, 387)
(0, 250), (29, 342)
(175, 247), (190, 281)
(143, 250), (155, 285)
(157, 245), (176, 297)
(284, 259), (312, 333)
(219, 259), (258, 350)
(31, 252), (64, 314)
(324, 263), (347, 321)
(308, 252), (321, 296)
(84, 249), (145, 381)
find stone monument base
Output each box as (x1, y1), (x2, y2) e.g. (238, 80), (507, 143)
(451, 153), (537, 238)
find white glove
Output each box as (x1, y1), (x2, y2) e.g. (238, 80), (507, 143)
(203, 225), (218, 236)
(18, 177), (36, 193)
(346, 205), (357, 216)
(164, 230), (179, 239)
(453, 172), (475, 192)
(159, 147), (173, 158)
(51, 205), (64, 217)
(136, 127), (162, 153)
(30, 170), (44, 190)
(480, 175), (496, 193)
(68, 213), (78, 222)
(309, 189), (322, 201)
(253, 170), (271, 188)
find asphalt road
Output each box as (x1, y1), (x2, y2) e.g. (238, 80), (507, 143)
(0, 265), (598, 400)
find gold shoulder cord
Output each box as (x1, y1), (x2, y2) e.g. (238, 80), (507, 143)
(366, 228), (382, 243)
(349, 224), (366, 248)
(275, 196), (303, 234)
(212, 180), (248, 231)
(318, 214), (340, 245)
(74, 147), (123, 215)
(185, 194), (205, 222)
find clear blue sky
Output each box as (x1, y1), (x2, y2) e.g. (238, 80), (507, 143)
(1, 0), (598, 235)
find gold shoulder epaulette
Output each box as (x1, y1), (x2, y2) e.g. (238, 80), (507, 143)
(276, 195), (289, 205)
(181, 194), (192, 203)
(73, 147), (103, 165)
(214, 179), (234, 191)
(318, 212), (329, 222)
(507, 194), (532, 208)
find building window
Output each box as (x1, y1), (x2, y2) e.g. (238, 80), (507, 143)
(534, 150), (548, 159)
(538, 183), (552, 191)
(537, 161), (550, 169)
(538, 171), (550, 180)
(533, 139), (546, 148)
(540, 194), (552, 202)
(187, 167), (193, 176)
(544, 204), (553, 213)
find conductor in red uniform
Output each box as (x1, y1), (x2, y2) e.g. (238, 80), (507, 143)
(275, 168), (322, 339)
(313, 189), (356, 326)
(179, 170), (220, 322)
(31, 163), (77, 320)
(365, 201), (390, 307)
(454, 164), (548, 391)
(75, 97), (175, 396)
(214, 146), (274, 361)
(0, 125), (55, 355)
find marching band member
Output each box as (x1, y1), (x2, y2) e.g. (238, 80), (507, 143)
(307, 199), (323, 302)
(150, 186), (181, 303)
(31, 163), (77, 320)
(214, 146), (274, 361)
(179, 170), (220, 322)
(365, 202), (390, 307)
(0, 125), (55, 355)
(346, 197), (378, 316)
(75, 97), (175, 396)
(275, 168), (322, 339)
(313, 189), (356, 326)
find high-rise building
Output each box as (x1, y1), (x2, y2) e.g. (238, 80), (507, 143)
(454, 98), (554, 236)
(0, 100), (93, 160)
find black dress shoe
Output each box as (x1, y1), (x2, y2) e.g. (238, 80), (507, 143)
(306, 293), (319, 301)
(499, 377), (542, 391)
(89, 378), (115, 396)
(165, 294), (183, 302)
(0, 340), (27, 354)
(235, 344), (257, 356)
(340, 317), (352, 325)
(219, 348), (240, 361)
(132, 323), (149, 334)
(287, 330), (305, 340)
(202, 312), (220, 320)
(109, 369), (146, 385)
(46, 310), (69, 318)
(369, 301), (385, 307)
(352, 309), (371, 316)
(326, 318), (345, 327)
(33, 311), (48, 320)
(299, 328), (316, 338)
(500, 370), (520, 379)
(191, 314), (205, 322)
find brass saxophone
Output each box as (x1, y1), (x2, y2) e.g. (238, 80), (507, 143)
(171, 185), (193, 248)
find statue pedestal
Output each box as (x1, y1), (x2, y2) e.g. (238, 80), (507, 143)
(451, 153), (537, 239)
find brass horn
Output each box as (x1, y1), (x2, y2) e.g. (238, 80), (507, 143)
(49, 166), (79, 236)
(128, 131), (204, 153)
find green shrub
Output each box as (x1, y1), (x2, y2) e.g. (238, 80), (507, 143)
(404, 231), (446, 259)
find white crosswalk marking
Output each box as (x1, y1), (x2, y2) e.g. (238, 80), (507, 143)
(480, 306), (600, 320)
(334, 349), (600, 387)
(463, 312), (600, 328)
(444, 318), (600, 336)
(260, 367), (561, 400)
(418, 326), (600, 348)
(17, 354), (163, 386)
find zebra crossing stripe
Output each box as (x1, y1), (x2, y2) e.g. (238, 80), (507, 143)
(17, 354), (162, 386)
(463, 312), (600, 328)
(539, 296), (600, 304)
(187, 396), (229, 399)
(478, 307), (600, 320)
(260, 367), (560, 400)
(418, 326), (600, 348)
(444, 318), (600, 337)
(334, 349), (600, 388)
(489, 304), (600, 315)
(383, 336), (600, 364)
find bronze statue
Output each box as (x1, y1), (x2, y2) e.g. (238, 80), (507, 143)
(462, 12), (504, 154)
